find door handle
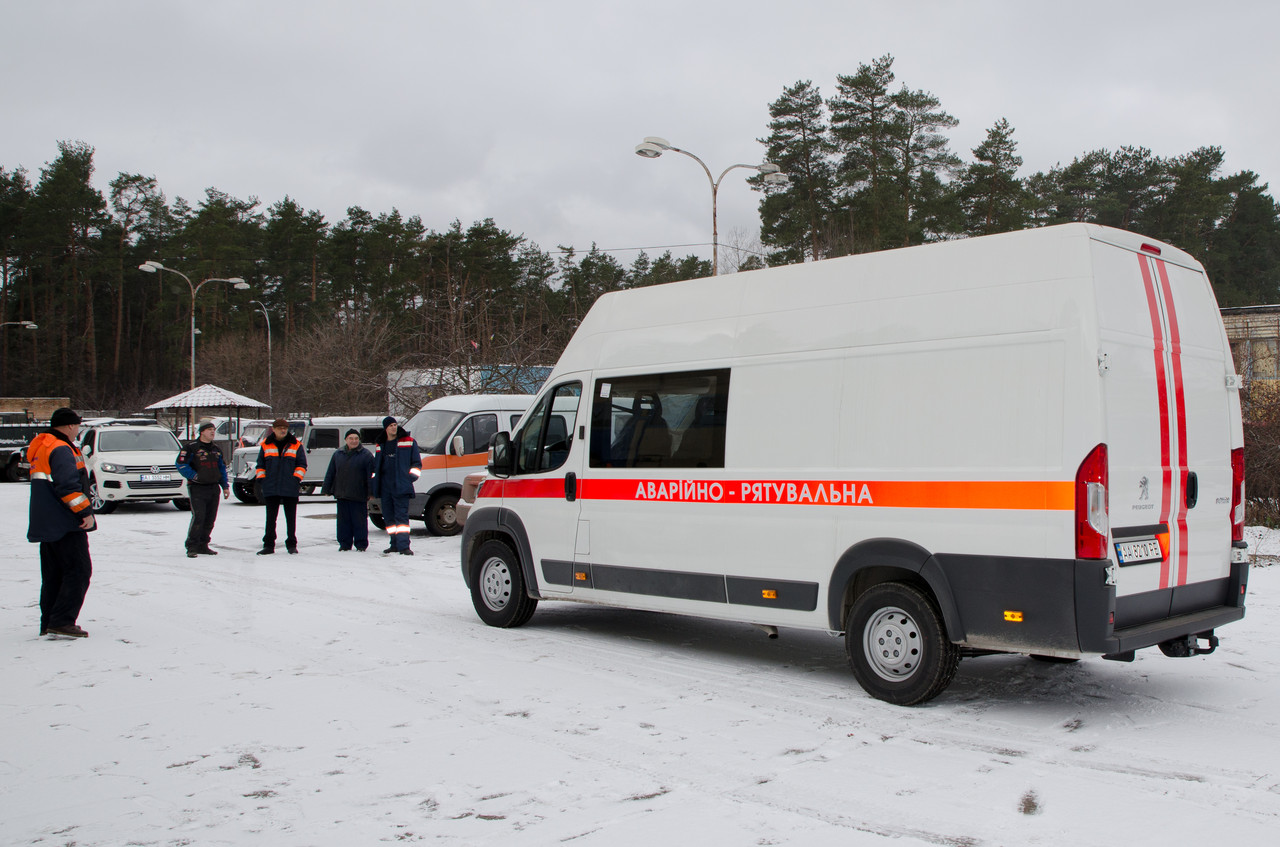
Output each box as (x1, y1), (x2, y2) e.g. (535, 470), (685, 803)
(1185, 472), (1198, 509)
(564, 472), (577, 502)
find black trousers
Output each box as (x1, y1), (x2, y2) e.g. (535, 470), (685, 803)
(185, 483), (221, 552)
(336, 499), (369, 550)
(263, 496), (298, 551)
(382, 493), (412, 551)
(40, 531), (92, 631)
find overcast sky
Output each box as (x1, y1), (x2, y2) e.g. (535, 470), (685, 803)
(6, 0), (1278, 268)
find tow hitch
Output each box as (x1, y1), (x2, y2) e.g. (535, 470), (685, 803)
(1158, 631), (1219, 658)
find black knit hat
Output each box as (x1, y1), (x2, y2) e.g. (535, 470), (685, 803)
(382, 416), (396, 429)
(345, 428), (360, 439)
(50, 408), (82, 427)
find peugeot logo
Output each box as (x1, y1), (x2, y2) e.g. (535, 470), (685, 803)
(150, 465), (159, 474)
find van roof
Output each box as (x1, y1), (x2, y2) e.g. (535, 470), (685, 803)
(416, 394), (534, 414)
(552, 223), (1204, 377)
(309, 415), (389, 426)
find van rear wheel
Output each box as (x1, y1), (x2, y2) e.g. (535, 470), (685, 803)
(846, 582), (959, 706)
(469, 539), (537, 628)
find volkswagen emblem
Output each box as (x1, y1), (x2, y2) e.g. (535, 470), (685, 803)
(150, 465), (159, 474)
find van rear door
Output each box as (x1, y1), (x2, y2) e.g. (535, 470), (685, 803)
(1094, 239), (1236, 627)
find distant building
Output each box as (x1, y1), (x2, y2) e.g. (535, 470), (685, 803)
(387, 365), (551, 417)
(0, 397), (71, 422)
(1221, 305), (1280, 387)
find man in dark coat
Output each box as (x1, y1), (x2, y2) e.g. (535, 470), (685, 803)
(369, 416), (421, 555)
(27, 407), (96, 638)
(255, 418), (307, 555)
(321, 428), (374, 552)
(177, 420), (230, 558)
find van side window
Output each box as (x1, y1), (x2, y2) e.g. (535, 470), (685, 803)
(462, 414), (498, 454)
(515, 383), (582, 474)
(590, 368), (730, 469)
(308, 428), (340, 450)
(358, 427), (382, 444)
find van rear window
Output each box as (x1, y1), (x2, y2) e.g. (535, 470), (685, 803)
(590, 369), (730, 469)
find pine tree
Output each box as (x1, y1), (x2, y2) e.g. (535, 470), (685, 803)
(828, 55), (903, 252)
(753, 80), (836, 264)
(890, 86), (960, 246)
(958, 118), (1027, 236)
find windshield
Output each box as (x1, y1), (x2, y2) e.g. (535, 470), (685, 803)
(98, 429), (181, 452)
(404, 409), (464, 454)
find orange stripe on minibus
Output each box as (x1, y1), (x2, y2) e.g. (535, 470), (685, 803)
(485, 477), (1073, 511)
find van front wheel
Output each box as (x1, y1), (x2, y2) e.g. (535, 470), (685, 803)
(469, 540), (537, 628)
(426, 492), (461, 536)
(846, 582), (959, 706)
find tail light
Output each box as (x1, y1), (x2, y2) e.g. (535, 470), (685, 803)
(1076, 444), (1109, 559)
(1231, 447), (1246, 543)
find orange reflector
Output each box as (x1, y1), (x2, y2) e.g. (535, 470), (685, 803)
(574, 572), (587, 581)
(762, 589), (777, 600)
(1156, 531), (1170, 561)
(1004, 610), (1024, 623)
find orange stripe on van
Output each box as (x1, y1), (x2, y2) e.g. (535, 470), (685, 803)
(420, 453), (489, 471)
(485, 477), (1073, 511)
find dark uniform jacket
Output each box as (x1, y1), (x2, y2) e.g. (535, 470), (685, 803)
(177, 440), (229, 487)
(369, 430), (422, 498)
(27, 430), (95, 543)
(255, 431), (307, 498)
(322, 444), (374, 502)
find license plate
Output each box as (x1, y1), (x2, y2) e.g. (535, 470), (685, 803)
(1115, 539), (1162, 564)
(140, 473), (172, 482)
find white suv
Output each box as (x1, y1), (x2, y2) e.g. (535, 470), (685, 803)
(80, 422), (187, 514)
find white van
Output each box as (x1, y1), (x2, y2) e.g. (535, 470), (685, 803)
(369, 394), (532, 535)
(461, 223), (1249, 705)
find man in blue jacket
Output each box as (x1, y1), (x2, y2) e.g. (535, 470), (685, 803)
(177, 420), (230, 558)
(27, 407), (96, 638)
(370, 416), (421, 555)
(321, 428), (374, 552)
(255, 418), (307, 555)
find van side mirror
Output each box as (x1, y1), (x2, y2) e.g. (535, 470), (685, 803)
(489, 432), (514, 477)
(451, 434), (465, 457)
(82, 444), (93, 458)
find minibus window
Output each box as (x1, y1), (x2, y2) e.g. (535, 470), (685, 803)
(590, 368), (730, 469)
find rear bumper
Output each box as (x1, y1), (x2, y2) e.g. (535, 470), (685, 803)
(931, 553), (1249, 656)
(1076, 558), (1249, 655)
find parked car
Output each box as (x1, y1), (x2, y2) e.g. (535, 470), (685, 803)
(455, 470), (487, 528)
(79, 421), (187, 514)
(230, 416), (387, 503)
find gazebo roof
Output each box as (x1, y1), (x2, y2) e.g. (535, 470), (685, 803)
(146, 384), (269, 411)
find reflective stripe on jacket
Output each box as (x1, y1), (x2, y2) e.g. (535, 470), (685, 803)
(27, 430), (93, 543)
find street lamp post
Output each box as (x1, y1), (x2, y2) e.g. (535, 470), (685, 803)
(635, 136), (787, 275)
(0, 321), (38, 330)
(138, 261), (250, 389)
(249, 300), (272, 408)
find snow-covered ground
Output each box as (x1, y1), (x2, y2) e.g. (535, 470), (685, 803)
(2, 483), (1278, 846)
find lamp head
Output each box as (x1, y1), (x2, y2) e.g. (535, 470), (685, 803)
(634, 142), (664, 159)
